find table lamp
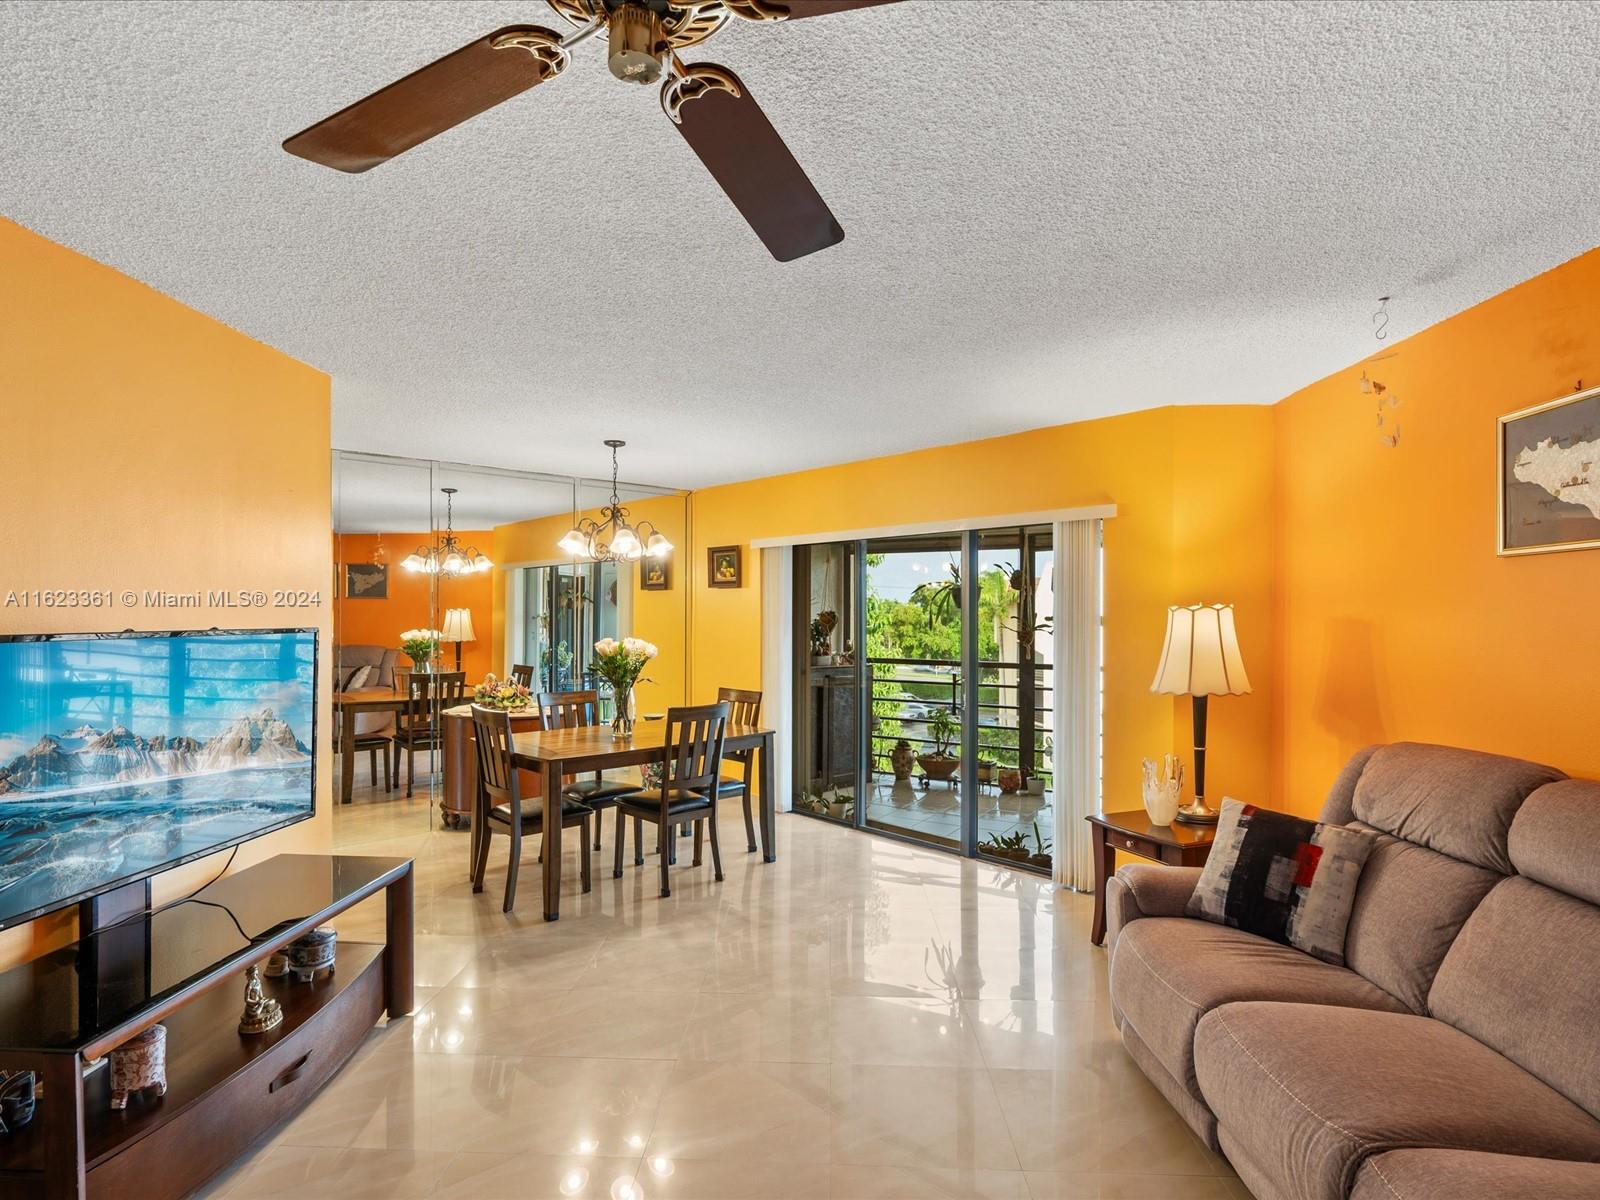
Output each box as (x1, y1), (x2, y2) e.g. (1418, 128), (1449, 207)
(1150, 603), (1251, 824)
(441, 608), (476, 672)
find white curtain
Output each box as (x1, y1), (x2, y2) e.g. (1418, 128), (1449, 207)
(1053, 518), (1102, 890)
(760, 546), (794, 813)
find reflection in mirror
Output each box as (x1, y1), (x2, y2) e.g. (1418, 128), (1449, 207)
(332, 451), (687, 848)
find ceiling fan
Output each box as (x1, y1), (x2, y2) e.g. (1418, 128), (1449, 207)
(282, 0), (904, 262)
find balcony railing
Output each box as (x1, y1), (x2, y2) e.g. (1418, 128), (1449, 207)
(866, 655), (1053, 784)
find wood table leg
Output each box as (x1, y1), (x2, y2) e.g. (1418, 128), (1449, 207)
(1090, 823), (1115, 947)
(339, 705), (356, 805)
(40, 1052), (86, 1200)
(759, 733), (776, 863)
(543, 759), (563, 921)
(384, 864), (415, 1018)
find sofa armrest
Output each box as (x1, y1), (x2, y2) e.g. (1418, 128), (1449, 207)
(1105, 863), (1203, 947)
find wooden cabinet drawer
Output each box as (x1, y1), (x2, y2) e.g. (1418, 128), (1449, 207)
(87, 946), (384, 1200)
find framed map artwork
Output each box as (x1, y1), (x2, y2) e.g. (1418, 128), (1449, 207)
(1499, 386), (1600, 555)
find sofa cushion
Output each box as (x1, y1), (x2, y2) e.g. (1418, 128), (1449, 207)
(1350, 742), (1563, 873)
(1340, 825), (1501, 1012)
(1117, 1018), (1219, 1149)
(1317, 744), (1378, 827)
(1110, 918), (1407, 1098)
(1186, 800), (1377, 965)
(1350, 1149), (1600, 1200)
(1193, 1002), (1600, 1200)
(1508, 779), (1600, 906)
(1429, 875), (1600, 1120)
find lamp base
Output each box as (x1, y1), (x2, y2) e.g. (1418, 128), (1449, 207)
(1174, 799), (1220, 825)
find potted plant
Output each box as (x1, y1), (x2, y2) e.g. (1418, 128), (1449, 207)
(824, 789), (853, 821)
(979, 831), (1031, 863)
(1027, 822), (1053, 871)
(997, 766), (1023, 794)
(976, 756), (998, 787)
(809, 611), (837, 665)
(399, 628), (441, 670)
(917, 708), (960, 783)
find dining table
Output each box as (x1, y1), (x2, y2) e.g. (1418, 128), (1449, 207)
(332, 687), (408, 804)
(509, 719), (778, 921)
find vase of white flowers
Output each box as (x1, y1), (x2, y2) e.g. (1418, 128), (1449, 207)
(591, 636), (657, 736)
(398, 628), (441, 670)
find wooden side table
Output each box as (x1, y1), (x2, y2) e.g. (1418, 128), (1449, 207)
(1086, 809), (1217, 946)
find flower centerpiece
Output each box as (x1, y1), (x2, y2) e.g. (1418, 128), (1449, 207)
(591, 636), (657, 736)
(473, 674), (532, 712)
(398, 628), (441, 669)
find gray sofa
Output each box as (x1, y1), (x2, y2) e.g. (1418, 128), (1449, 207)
(1105, 742), (1600, 1200)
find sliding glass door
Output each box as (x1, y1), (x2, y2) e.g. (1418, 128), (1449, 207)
(519, 561), (620, 697)
(791, 525), (1056, 874)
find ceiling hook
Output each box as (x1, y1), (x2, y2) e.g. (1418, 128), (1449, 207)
(1371, 296), (1391, 342)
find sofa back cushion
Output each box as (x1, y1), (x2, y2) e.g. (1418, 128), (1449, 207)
(1348, 742), (1564, 873)
(1340, 824), (1502, 1012)
(1429, 874), (1600, 1120)
(337, 644), (398, 690)
(1508, 780), (1600, 906)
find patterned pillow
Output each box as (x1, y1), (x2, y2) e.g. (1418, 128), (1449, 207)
(1186, 799), (1378, 965)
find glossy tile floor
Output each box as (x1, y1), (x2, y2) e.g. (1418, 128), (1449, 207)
(199, 767), (1249, 1200)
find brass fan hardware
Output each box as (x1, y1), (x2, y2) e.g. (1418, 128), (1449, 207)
(661, 62), (742, 123)
(607, 4), (669, 83)
(488, 27), (571, 78)
(283, 0), (904, 260)
(722, 0), (794, 20)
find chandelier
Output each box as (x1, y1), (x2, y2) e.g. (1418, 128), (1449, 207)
(558, 440), (672, 562)
(401, 487), (493, 576)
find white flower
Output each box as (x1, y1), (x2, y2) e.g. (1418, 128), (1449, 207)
(642, 641), (658, 658)
(595, 638), (619, 655)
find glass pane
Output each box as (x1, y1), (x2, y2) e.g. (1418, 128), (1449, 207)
(793, 543), (860, 825)
(863, 533), (964, 850)
(974, 526), (1054, 874)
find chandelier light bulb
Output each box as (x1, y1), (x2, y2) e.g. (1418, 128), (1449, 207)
(645, 532), (672, 557)
(559, 528), (591, 557)
(609, 526), (641, 558)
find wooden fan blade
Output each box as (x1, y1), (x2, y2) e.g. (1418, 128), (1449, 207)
(727, 0), (903, 20)
(283, 26), (567, 173)
(665, 65), (843, 262)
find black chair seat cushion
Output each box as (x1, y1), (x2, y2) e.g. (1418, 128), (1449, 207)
(564, 778), (640, 804)
(615, 788), (716, 819)
(695, 777), (747, 799)
(488, 796), (592, 827)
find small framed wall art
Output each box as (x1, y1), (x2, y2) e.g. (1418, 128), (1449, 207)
(640, 557), (670, 591)
(707, 545), (743, 588)
(345, 562), (388, 599)
(1498, 385), (1600, 556)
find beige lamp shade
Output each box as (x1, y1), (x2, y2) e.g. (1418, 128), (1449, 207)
(1150, 604), (1251, 696)
(441, 608), (477, 644)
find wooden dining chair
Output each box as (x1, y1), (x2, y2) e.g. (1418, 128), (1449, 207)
(703, 687), (762, 852)
(537, 690), (639, 851)
(614, 702), (729, 898)
(392, 671), (466, 797)
(510, 663), (536, 689)
(470, 705), (592, 913)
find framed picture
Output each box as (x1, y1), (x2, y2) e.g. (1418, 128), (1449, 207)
(640, 557), (671, 591)
(345, 562), (388, 599)
(1498, 386), (1600, 556)
(707, 545), (743, 588)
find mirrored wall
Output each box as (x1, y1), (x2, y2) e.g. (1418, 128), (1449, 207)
(331, 451), (687, 843)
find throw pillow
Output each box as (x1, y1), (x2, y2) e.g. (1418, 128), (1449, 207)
(1186, 799), (1377, 965)
(343, 665), (372, 691)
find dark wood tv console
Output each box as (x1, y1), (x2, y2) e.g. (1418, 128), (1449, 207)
(0, 853), (413, 1199)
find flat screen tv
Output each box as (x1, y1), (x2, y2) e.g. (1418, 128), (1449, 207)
(0, 628), (317, 930)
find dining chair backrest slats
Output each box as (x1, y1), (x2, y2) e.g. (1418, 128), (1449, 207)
(470, 705), (519, 811)
(510, 663), (536, 689)
(538, 689), (601, 731)
(663, 702), (729, 794)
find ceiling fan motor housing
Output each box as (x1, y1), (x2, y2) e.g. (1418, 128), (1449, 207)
(608, 4), (667, 84)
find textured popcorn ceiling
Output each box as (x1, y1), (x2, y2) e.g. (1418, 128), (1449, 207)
(3, 1), (1599, 488)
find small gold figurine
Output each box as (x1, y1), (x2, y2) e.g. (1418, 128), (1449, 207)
(238, 963), (283, 1035)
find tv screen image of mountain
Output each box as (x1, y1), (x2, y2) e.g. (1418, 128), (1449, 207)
(0, 628), (317, 928)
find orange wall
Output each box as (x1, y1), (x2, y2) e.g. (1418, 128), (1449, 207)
(335, 531), (495, 682)
(1274, 247), (1600, 807)
(0, 216), (333, 964)
(680, 405), (1277, 811)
